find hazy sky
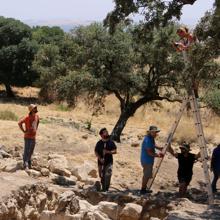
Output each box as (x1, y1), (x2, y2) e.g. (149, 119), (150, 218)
(0, 0), (215, 26)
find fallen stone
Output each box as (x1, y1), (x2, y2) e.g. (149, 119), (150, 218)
(48, 155), (71, 177)
(1, 159), (23, 172)
(71, 161), (97, 181)
(41, 168), (50, 177)
(26, 169), (41, 178)
(0, 149), (11, 158)
(79, 200), (95, 212)
(98, 201), (119, 220)
(56, 191), (80, 214)
(120, 203), (142, 220)
(82, 134), (88, 139)
(50, 173), (77, 186)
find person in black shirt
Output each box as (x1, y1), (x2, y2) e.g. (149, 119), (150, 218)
(95, 128), (117, 191)
(168, 142), (200, 197)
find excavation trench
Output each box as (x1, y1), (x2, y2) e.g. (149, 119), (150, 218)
(0, 183), (173, 220)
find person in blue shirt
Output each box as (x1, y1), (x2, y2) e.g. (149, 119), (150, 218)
(140, 125), (164, 195)
(211, 144), (220, 193)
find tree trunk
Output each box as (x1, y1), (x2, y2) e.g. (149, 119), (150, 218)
(111, 109), (132, 142)
(110, 93), (160, 142)
(4, 84), (15, 97)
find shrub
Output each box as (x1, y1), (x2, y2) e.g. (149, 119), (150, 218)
(0, 110), (18, 121)
(56, 104), (70, 112)
(203, 89), (220, 115)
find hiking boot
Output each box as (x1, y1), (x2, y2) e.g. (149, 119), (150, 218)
(140, 189), (152, 195)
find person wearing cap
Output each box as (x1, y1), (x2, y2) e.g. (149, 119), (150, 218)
(95, 128), (117, 192)
(140, 125), (164, 195)
(168, 142), (200, 197)
(211, 144), (220, 193)
(18, 104), (39, 170)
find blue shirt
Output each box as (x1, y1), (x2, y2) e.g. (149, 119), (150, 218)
(141, 135), (156, 165)
(212, 146), (220, 173)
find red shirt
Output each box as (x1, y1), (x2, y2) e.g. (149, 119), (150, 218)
(19, 114), (39, 139)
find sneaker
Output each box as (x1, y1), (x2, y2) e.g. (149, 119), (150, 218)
(140, 189), (147, 195)
(24, 162), (29, 170)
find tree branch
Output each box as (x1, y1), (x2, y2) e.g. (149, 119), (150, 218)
(157, 96), (182, 103)
(112, 90), (125, 107)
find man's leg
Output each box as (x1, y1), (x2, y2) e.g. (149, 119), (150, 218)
(27, 139), (36, 168)
(104, 163), (113, 191)
(179, 182), (187, 197)
(141, 164), (153, 194)
(212, 171), (219, 192)
(23, 139), (30, 169)
(101, 165), (107, 191)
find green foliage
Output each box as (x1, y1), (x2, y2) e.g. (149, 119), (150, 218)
(32, 26), (64, 44)
(104, 0), (197, 32)
(203, 89), (220, 115)
(0, 16), (38, 96)
(85, 118), (92, 130)
(0, 110), (18, 121)
(33, 43), (67, 101)
(0, 16), (31, 47)
(202, 78), (220, 114)
(55, 23), (191, 110)
(40, 118), (50, 124)
(56, 104), (70, 112)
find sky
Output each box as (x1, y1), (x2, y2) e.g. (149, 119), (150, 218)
(0, 0), (215, 27)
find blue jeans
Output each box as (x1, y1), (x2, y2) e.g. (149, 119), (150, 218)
(23, 138), (36, 168)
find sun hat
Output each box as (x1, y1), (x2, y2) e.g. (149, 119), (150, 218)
(180, 142), (191, 151)
(28, 104), (37, 113)
(147, 125), (160, 133)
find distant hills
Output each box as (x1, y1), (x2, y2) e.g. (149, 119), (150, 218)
(23, 19), (95, 32)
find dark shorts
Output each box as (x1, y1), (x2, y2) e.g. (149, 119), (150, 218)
(142, 164), (153, 179)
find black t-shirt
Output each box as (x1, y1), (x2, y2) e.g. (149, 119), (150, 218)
(177, 153), (196, 178)
(95, 139), (117, 166)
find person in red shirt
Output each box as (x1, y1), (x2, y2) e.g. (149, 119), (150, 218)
(173, 27), (197, 52)
(18, 104), (39, 170)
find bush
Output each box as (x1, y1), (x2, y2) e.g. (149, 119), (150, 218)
(203, 89), (220, 115)
(0, 110), (18, 121)
(56, 104), (70, 112)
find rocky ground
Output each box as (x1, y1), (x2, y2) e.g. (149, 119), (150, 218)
(0, 128), (220, 220)
(0, 89), (220, 220)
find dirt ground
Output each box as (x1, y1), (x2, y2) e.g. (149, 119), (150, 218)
(0, 86), (220, 193)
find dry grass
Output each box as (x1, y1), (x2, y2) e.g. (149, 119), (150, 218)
(0, 85), (220, 147)
(0, 110), (18, 121)
(0, 85), (219, 190)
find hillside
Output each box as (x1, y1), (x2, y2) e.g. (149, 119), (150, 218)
(0, 86), (220, 220)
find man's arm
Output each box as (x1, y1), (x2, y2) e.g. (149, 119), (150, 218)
(167, 144), (178, 158)
(104, 142), (117, 155)
(195, 152), (201, 160)
(146, 148), (162, 158)
(37, 116), (40, 129)
(94, 142), (104, 164)
(95, 151), (103, 162)
(18, 118), (26, 133)
(155, 145), (163, 151)
(104, 149), (117, 154)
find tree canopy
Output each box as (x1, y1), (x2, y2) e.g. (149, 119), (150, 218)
(55, 23), (188, 141)
(104, 0), (199, 32)
(0, 16), (38, 97)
